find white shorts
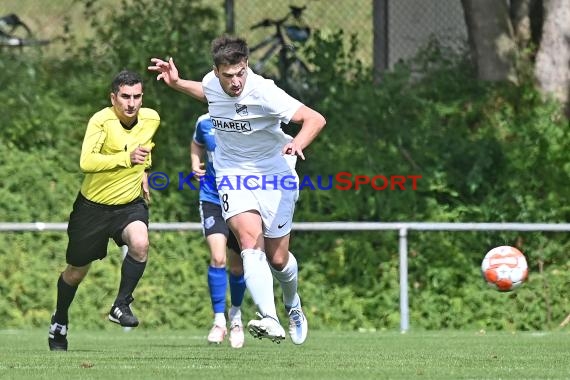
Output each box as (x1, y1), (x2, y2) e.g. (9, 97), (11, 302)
(217, 170), (299, 238)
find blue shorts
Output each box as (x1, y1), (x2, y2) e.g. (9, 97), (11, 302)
(199, 200), (240, 254)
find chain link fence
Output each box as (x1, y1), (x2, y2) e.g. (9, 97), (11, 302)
(230, 0), (373, 67)
(387, 0), (467, 67)
(1, 0), (467, 70)
(227, 0), (467, 70)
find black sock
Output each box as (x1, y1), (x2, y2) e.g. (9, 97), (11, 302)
(116, 254), (147, 304)
(54, 274), (78, 324)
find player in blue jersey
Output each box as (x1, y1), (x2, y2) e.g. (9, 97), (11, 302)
(191, 113), (247, 349)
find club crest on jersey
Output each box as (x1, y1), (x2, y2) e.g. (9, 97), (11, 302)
(235, 103), (248, 116)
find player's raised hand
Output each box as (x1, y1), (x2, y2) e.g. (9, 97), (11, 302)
(148, 57), (179, 86)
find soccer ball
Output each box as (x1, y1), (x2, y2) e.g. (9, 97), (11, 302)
(481, 246), (528, 292)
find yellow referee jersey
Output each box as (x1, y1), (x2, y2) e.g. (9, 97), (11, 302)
(79, 107), (161, 205)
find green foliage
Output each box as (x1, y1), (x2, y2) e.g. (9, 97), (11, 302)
(293, 33), (570, 330)
(1, 5), (570, 331)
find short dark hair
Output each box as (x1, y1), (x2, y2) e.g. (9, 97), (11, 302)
(211, 35), (249, 67)
(111, 70), (143, 94)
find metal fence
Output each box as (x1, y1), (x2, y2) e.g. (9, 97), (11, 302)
(1, 0), (468, 70)
(387, 0), (466, 67)
(226, 0), (467, 69)
(2, 221), (569, 332)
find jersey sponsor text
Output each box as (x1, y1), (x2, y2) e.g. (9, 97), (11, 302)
(211, 117), (252, 133)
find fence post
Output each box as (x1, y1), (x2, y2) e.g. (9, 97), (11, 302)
(225, 0), (235, 34)
(399, 226), (409, 332)
(373, 0), (389, 82)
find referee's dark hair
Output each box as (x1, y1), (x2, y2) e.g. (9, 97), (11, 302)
(111, 70), (143, 94)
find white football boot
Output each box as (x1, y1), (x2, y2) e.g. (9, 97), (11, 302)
(229, 320), (245, 348)
(207, 324), (227, 344)
(287, 306), (308, 345)
(247, 313), (286, 344)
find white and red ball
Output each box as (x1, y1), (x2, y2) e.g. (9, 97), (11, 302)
(481, 246), (528, 292)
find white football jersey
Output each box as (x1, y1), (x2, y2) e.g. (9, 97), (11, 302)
(202, 68), (302, 176)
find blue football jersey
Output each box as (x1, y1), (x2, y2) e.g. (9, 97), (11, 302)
(193, 113), (220, 204)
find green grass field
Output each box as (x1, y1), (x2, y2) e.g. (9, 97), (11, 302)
(1, 329), (569, 379)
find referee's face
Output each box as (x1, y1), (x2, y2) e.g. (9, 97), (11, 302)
(111, 83), (143, 124)
(214, 61), (248, 97)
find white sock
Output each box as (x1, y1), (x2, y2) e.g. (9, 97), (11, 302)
(213, 312), (226, 327)
(229, 306), (241, 323)
(241, 248), (278, 320)
(270, 252), (300, 309)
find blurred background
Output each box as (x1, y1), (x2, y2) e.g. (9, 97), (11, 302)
(1, 0), (570, 334)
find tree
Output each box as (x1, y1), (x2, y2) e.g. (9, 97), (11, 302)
(461, 0), (570, 115)
(534, 0), (570, 114)
(461, 0), (518, 82)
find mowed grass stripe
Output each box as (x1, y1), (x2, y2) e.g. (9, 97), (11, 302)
(1, 329), (570, 379)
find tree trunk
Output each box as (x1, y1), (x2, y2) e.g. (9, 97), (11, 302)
(510, 0), (533, 46)
(461, 0), (518, 82)
(534, 0), (570, 114)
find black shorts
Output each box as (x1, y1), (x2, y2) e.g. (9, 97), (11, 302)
(199, 200), (240, 254)
(66, 192), (149, 267)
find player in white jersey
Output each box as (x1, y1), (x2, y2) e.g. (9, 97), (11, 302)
(149, 35), (326, 345)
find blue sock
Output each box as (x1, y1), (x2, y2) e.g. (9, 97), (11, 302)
(208, 266), (227, 314)
(229, 272), (246, 307)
